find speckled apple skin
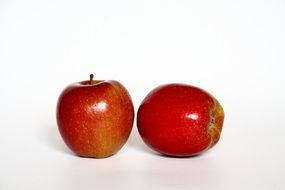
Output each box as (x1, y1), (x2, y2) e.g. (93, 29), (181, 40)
(137, 84), (224, 157)
(56, 80), (134, 158)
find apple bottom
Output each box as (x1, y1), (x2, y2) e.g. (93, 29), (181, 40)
(60, 122), (132, 158)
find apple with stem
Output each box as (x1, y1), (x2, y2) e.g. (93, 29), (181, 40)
(137, 83), (225, 157)
(56, 74), (134, 158)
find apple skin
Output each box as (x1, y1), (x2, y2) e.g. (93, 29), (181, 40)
(56, 79), (134, 158)
(137, 84), (224, 157)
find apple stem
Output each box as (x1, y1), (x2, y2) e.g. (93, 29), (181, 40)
(90, 74), (95, 85)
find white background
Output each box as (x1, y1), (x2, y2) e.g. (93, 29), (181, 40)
(1, 0), (285, 189)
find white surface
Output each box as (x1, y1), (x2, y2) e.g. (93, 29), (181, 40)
(1, 0), (285, 189)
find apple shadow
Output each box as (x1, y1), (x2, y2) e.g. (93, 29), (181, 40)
(41, 123), (73, 155)
(127, 125), (156, 155)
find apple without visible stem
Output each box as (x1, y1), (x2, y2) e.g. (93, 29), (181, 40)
(137, 84), (225, 157)
(56, 75), (134, 158)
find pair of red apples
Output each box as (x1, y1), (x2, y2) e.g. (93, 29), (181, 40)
(56, 75), (225, 158)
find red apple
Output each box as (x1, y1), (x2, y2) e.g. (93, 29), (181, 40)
(137, 84), (225, 157)
(56, 75), (134, 158)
